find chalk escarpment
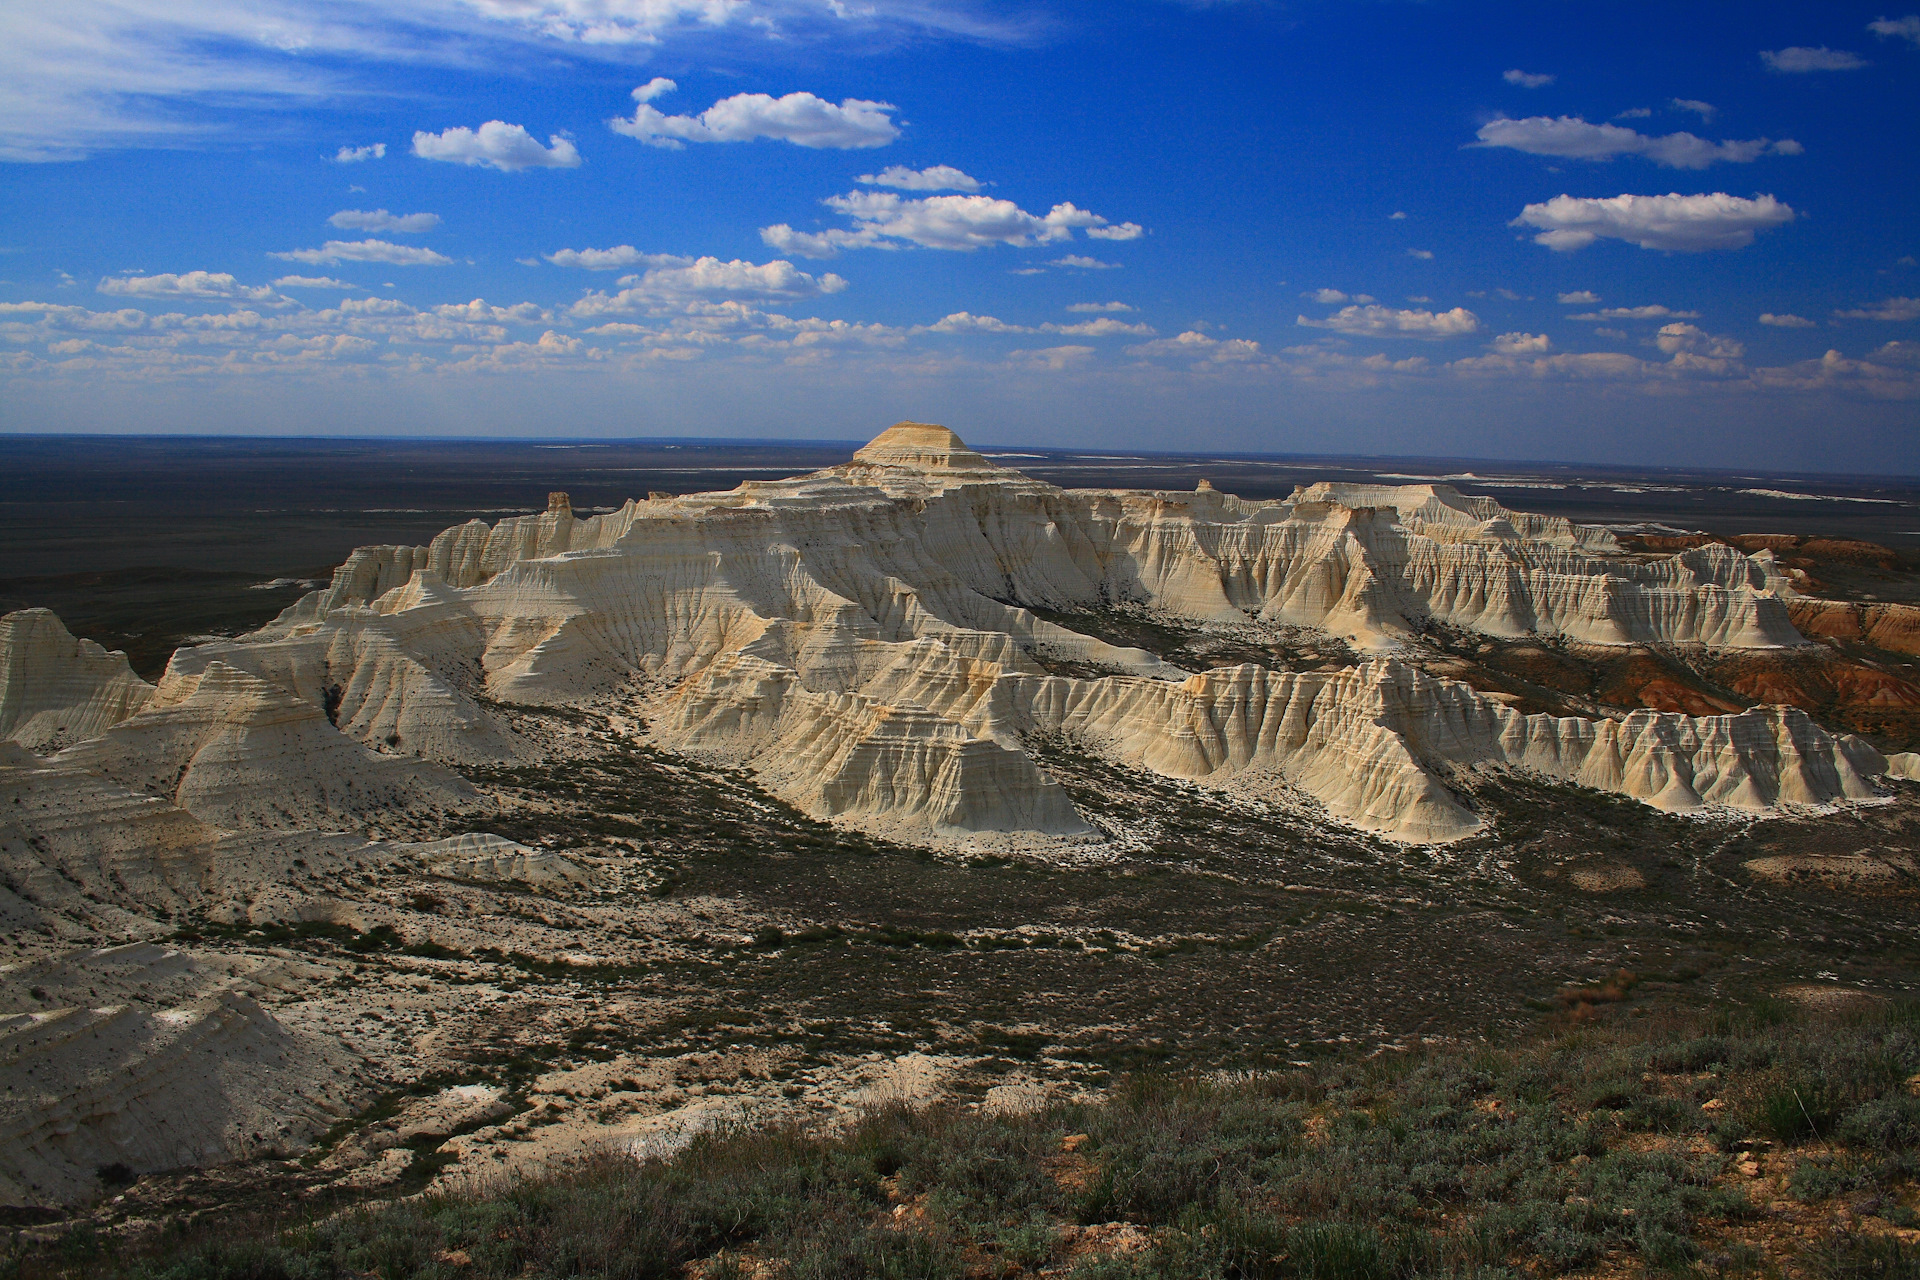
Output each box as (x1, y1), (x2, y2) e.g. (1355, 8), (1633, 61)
(179, 421), (1877, 842)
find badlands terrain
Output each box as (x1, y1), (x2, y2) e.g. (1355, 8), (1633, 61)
(3, 423), (1920, 1231)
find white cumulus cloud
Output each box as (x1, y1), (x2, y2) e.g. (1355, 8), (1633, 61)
(1671, 98), (1716, 120)
(329, 209), (440, 233)
(911, 311), (1153, 338)
(1297, 305), (1481, 339)
(413, 122), (580, 171)
(1491, 332), (1552, 354)
(1051, 255), (1119, 269)
(611, 82), (898, 149)
(760, 192), (1142, 256)
(858, 165), (980, 191)
(1655, 322), (1745, 359)
(1043, 317), (1153, 336)
(1473, 116), (1799, 168)
(1871, 15), (1920, 45)
(922, 311), (1030, 333)
(432, 299), (549, 324)
(1761, 46), (1868, 71)
(1834, 297), (1920, 321)
(1557, 290), (1601, 304)
(1306, 289), (1374, 305)
(270, 239), (454, 266)
(1503, 69), (1555, 88)
(545, 245), (688, 270)
(639, 258), (846, 297)
(1566, 304), (1701, 320)
(335, 143), (386, 163)
(1127, 331), (1265, 363)
(1512, 192), (1796, 251)
(1760, 313), (1817, 327)
(1067, 301), (1134, 312)
(566, 256), (847, 316)
(96, 271), (277, 300)
(272, 275), (366, 290)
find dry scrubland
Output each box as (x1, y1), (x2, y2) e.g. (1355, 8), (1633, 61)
(5, 425), (1920, 1277)
(28, 997), (1920, 1280)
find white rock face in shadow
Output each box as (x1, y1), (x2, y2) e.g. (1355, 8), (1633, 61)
(0, 609), (154, 753)
(0, 943), (358, 1207)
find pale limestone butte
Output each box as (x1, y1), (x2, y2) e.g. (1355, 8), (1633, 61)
(0, 739), (214, 943)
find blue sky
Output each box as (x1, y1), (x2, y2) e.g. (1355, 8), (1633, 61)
(1, 0), (1915, 470)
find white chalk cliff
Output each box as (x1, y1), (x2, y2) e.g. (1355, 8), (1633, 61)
(31, 419), (1852, 845)
(0, 609), (154, 754)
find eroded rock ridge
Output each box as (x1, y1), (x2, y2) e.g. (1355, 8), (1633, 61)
(4, 421), (1876, 848)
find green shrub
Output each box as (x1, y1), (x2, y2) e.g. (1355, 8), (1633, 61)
(1840, 1097), (1920, 1153)
(785, 1220), (962, 1280)
(1647, 1037), (1732, 1073)
(1801, 1230), (1920, 1280)
(1760, 1081), (1841, 1144)
(87, 1001), (1920, 1280)
(1790, 1154), (1882, 1202)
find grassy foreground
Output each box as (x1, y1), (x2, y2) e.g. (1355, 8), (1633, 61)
(26, 996), (1920, 1280)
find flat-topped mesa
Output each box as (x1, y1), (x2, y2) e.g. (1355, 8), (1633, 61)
(847, 422), (1002, 474)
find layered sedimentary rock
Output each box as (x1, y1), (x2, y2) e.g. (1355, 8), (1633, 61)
(1288, 482), (1622, 554)
(0, 741), (215, 943)
(662, 651), (1090, 834)
(0, 422), (1903, 1209)
(0, 944), (356, 1207)
(158, 421), (1871, 842)
(166, 578), (524, 765)
(1786, 598), (1920, 657)
(0, 610), (154, 753)
(57, 662), (476, 833)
